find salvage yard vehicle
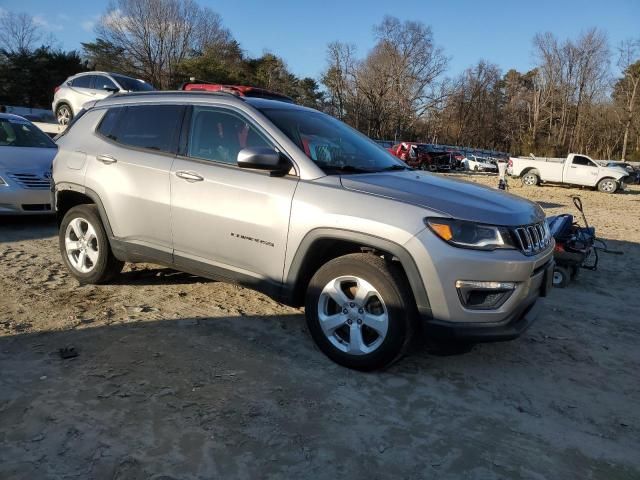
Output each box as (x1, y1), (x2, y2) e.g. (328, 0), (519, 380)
(52, 91), (554, 370)
(52, 72), (155, 126)
(180, 81), (294, 103)
(508, 153), (629, 193)
(462, 155), (498, 172)
(0, 113), (57, 215)
(389, 142), (452, 171)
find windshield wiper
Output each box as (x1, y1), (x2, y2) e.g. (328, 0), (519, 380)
(319, 164), (375, 174)
(378, 164), (411, 171)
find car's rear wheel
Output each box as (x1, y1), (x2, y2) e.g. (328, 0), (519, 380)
(305, 253), (416, 370)
(522, 171), (539, 186)
(597, 178), (617, 193)
(59, 204), (124, 284)
(56, 104), (73, 126)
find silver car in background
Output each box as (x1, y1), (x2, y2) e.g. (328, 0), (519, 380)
(52, 71), (154, 126)
(0, 113), (57, 215)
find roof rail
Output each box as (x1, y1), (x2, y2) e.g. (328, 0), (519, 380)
(109, 90), (245, 101)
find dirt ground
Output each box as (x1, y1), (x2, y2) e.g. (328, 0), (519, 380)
(1, 174), (639, 479)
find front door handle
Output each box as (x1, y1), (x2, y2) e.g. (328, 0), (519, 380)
(175, 171), (204, 182)
(97, 154), (117, 165)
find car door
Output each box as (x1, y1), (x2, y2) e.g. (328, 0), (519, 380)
(92, 75), (119, 101)
(170, 105), (298, 289)
(68, 75), (100, 113)
(85, 104), (185, 260)
(564, 155), (599, 186)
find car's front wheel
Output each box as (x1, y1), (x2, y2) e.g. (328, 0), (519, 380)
(305, 253), (416, 370)
(597, 178), (618, 193)
(59, 204), (124, 284)
(56, 104), (73, 126)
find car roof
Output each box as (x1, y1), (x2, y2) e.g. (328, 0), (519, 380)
(72, 71), (138, 79)
(91, 90), (316, 113)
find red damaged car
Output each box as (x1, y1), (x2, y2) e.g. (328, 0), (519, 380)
(389, 142), (452, 171)
(180, 81), (294, 103)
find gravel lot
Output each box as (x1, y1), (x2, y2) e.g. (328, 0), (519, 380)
(1, 174), (639, 479)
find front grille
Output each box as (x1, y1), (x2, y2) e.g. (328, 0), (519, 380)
(511, 221), (551, 255)
(7, 172), (50, 190)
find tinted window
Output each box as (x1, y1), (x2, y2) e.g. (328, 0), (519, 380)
(95, 76), (117, 91)
(112, 74), (154, 92)
(0, 117), (56, 148)
(71, 75), (93, 88)
(96, 108), (122, 139)
(107, 105), (184, 154)
(573, 155), (595, 167)
(188, 107), (271, 164)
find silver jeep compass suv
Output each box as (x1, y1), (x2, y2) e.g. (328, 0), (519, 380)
(52, 91), (554, 370)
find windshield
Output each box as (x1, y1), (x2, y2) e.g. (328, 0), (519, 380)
(0, 117), (56, 148)
(258, 107), (408, 174)
(112, 74), (154, 92)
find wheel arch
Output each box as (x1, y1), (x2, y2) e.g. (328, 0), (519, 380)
(55, 185), (114, 237)
(521, 167), (539, 177)
(283, 228), (431, 318)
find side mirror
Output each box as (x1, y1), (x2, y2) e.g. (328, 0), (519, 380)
(237, 147), (291, 175)
(103, 85), (118, 93)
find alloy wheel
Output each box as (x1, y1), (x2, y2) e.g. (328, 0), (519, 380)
(317, 276), (389, 355)
(65, 217), (99, 273)
(57, 106), (71, 125)
(600, 180), (615, 192)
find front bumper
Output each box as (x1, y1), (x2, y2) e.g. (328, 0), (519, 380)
(424, 290), (545, 342)
(0, 183), (53, 215)
(406, 227), (555, 341)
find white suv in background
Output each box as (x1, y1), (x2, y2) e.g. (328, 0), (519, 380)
(52, 72), (154, 125)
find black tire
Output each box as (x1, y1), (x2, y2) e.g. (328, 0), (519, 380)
(552, 266), (570, 288)
(305, 253), (417, 371)
(473, 165), (479, 171)
(55, 103), (73, 126)
(522, 171), (539, 187)
(59, 204), (124, 284)
(596, 177), (618, 194)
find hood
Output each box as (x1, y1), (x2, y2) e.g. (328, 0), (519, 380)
(603, 166), (630, 178)
(340, 170), (545, 226)
(0, 146), (57, 173)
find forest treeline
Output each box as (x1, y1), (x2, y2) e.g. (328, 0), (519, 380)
(1, 2), (638, 159)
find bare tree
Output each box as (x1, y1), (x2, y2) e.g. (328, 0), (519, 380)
(97, 0), (231, 88)
(322, 16), (448, 139)
(615, 39), (640, 160)
(0, 11), (42, 54)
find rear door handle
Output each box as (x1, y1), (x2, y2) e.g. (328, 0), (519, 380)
(175, 171), (204, 182)
(97, 154), (117, 165)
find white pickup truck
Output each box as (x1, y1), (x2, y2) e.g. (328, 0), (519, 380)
(508, 153), (630, 193)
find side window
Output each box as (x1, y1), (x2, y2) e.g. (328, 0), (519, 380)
(106, 105), (184, 154)
(572, 155), (595, 167)
(96, 108), (122, 139)
(95, 76), (117, 91)
(71, 75), (93, 88)
(188, 107), (271, 164)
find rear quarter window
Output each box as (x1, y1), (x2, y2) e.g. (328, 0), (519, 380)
(98, 104), (185, 154)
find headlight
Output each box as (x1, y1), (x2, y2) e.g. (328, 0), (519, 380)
(0, 175), (7, 186)
(425, 217), (517, 251)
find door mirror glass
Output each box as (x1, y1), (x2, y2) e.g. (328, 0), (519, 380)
(237, 147), (290, 174)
